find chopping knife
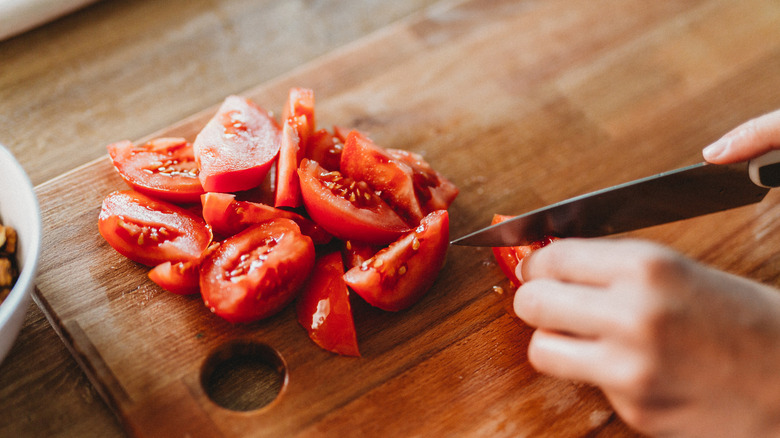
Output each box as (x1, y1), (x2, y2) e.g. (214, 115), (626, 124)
(451, 150), (780, 247)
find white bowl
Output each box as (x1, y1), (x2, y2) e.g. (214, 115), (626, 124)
(0, 144), (41, 365)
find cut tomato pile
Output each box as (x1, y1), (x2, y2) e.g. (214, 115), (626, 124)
(98, 88), (458, 357)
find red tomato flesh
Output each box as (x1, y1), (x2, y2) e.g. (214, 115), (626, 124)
(274, 115), (308, 208)
(98, 190), (213, 266)
(201, 192), (331, 244)
(107, 138), (204, 204)
(193, 95), (281, 193)
(296, 252), (360, 357)
(305, 127), (344, 171)
(340, 130), (425, 225)
(490, 214), (557, 287)
(200, 219), (315, 323)
(148, 242), (219, 295)
(344, 210), (449, 311)
(297, 158), (409, 245)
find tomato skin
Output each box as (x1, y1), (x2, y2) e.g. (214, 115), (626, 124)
(200, 219), (315, 323)
(201, 192), (331, 244)
(98, 190), (213, 266)
(107, 138), (204, 204)
(193, 95), (281, 193)
(281, 87), (316, 141)
(297, 159), (409, 245)
(344, 210), (449, 311)
(341, 239), (381, 271)
(490, 214), (557, 287)
(296, 252), (360, 357)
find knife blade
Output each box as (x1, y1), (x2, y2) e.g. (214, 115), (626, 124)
(451, 151), (780, 247)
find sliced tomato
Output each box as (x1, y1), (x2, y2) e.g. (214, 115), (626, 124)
(386, 148), (459, 213)
(341, 239), (381, 271)
(340, 130), (424, 225)
(201, 192), (331, 244)
(298, 159), (409, 245)
(296, 252), (359, 357)
(98, 190), (213, 266)
(305, 127), (344, 171)
(193, 95), (281, 193)
(107, 138), (204, 203)
(281, 87), (316, 141)
(148, 242), (220, 295)
(200, 219), (315, 323)
(490, 214), (558, 287)
(274, 115), (308, 208)
(344, 210), (449, 311)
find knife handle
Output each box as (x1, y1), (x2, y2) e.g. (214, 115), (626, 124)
(748, 149), (780, 188)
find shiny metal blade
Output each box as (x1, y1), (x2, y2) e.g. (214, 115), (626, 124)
(451, 162), (769, 247)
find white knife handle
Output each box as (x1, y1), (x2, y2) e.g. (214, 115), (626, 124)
(748, 149), (780, 188)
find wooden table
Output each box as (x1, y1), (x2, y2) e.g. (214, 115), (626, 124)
(2, 0), (780, 436)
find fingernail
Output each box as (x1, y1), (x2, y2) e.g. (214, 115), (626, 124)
(702, 137), (731, 161)
(515, 258), (525, 285)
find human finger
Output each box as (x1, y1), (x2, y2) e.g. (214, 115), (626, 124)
(518, 238), (672, 287)
(703, 109), (780, 164)
(526, 329), (613, 385)
(514, 279), (625, 338)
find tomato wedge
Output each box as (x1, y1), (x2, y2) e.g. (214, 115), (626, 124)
(200, 219), (315, 323)
(281, 87), (316, 140)
(490, 214), (558, 287)
(305, 127), (344, 171)
(98, 190), (213, 266)
(298, 158), (409, 245)
(344, 210), (449, 311)
(341, 239), (381, 271)
(386, 148), (459, 214)
(275, 116), (308, 208)
(148, 242), (219, 295)
(107, 138), (204, 204)
(340, 131), (424, 225)
(201, 192), (331, 244)
(296, 252), (359, 357)
(193, 95), (281, 193)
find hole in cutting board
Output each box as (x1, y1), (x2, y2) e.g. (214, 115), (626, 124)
(201, 341), (287, 411)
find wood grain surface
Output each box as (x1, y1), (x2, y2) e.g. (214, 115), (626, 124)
(5, 0), (780, 436)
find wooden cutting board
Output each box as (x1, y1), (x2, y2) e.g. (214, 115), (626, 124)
(32, 0), (780, 436)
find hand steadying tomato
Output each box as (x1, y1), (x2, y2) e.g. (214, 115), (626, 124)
(99, 190), (213, 266)
(344, 210), (449, 311)
(200, 219), (315, 323)
(296, 252), (360, 356)
(298, 158), (409, 245)
(193, 95), (281, 193)
(107, 138), (204, 204)
(490, 214), (557, 287)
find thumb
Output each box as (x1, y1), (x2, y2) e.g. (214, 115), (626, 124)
(703, 109), (780, 164)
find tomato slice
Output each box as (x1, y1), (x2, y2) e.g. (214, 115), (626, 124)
(200, 219), (315, 323)
(343, 210), (449, 311)
(98, 190), (213, 266)
(490, 214), (558, 287)
(148, 242), (219, 295)
(281, 87), (316, 141)
(107, 138), (204, 204)
(274, 115), (308, 208)
(298, 159), (409, 245)
(201, 192), (331, 244)
(340, 131), (424, 225)
(305, 127), (344, 171)
(193, 95), (281, 193)
(341, 239), (381, 271)
(386, 148), (459, 214)
(296, 252), (360, 357)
